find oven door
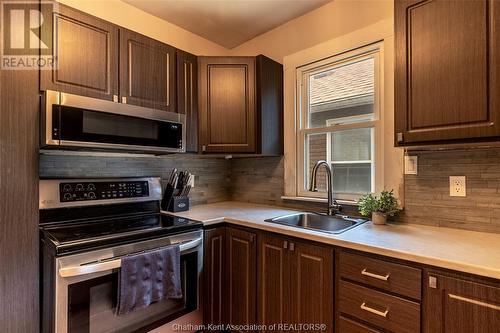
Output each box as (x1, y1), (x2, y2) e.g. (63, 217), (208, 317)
(41, 90), (186, 153)
(52, 231), (202, 333)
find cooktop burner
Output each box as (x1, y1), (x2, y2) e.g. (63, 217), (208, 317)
(41, 213), (202, 255)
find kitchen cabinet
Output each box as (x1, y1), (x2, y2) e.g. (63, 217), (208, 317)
(226, 228), (257, 332)
(203, 228), (226, 327)
(258, 234), (334, 333)
(40, 4), (119, 101)
(198, 55), (283, 154)
(177, 50), (199, 152)
(120, 29), (176, 112)
(203, 227), (257, 331)
(424, 272), (500, 333)
(394, 0), (500, 145)
(198, 56), (256, 153)
(337, 251), (422, 333)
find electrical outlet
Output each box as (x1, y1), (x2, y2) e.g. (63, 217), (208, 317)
(404, 155), (418, 175)
(449, 176), (466, 197)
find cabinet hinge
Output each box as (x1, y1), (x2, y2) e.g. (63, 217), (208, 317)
(121, 96), (127, 104)
(429, 275), (437, 289)
(396, 132), (404, 142)
(113, 95), (118, 103)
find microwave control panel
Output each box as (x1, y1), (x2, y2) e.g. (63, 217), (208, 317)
(59, 181), (149, 202)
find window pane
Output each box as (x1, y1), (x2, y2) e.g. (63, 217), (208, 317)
(308, 57), (374, 128)
(306, 133), (328, 193)
(331, 128), (372, 162)
(332, 163), (372, 194)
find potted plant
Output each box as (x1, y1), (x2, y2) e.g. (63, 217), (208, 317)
(358, 190), (399, 225)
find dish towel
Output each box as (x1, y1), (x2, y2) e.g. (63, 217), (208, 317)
(116, 244), (182, 316)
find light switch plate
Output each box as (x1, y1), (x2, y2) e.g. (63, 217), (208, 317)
(449, 176), (466, 197)
(404, 155), (418, 175)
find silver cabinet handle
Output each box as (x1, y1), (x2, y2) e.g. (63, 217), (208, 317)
(361, 268), (390, 281)
(360, 302), (389, 318)
(289, 242), (295, 251)
(448, 294), (500, 311)
(59, 237), (202, 278)
(283, 241), (288, 249)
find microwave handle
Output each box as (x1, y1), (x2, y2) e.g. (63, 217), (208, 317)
(58, 237), (202, 278)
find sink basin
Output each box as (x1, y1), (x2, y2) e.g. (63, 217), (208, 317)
(265, 212), (366, 234)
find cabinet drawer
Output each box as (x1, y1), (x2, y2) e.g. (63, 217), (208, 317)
(338, 316), (382, 333)
(339, 251), (422, 300)
(339, 281), (420, 333)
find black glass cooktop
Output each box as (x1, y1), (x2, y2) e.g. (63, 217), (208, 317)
(41, 213), (202, 255)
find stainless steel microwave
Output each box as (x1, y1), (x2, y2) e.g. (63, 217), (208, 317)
(41, 90), (186, 153)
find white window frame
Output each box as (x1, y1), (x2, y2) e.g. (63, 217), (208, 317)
(296, 44), (383, 202)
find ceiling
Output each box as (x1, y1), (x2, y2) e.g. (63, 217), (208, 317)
(123, 0), (332, 49)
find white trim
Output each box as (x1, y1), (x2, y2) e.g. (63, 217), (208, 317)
(296, 44), (383, 201)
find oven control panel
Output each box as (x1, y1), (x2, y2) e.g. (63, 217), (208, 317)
(59, 181), (149, 202)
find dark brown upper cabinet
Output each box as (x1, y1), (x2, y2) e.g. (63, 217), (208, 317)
(395, 0), (500, 146)
(120, 29), (176, 112)
(177, 50), (198, 152)
(40, 4), (119, 101)
(424, 272), (500, 333)
(198, 55), (283, 155)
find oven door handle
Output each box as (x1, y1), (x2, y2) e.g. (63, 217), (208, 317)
(58, 237), (202, 278)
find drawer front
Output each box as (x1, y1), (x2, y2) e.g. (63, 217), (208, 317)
(338, 316), (382, 333)
(339, 251), (422, 300)
(339, 281), (420, 333)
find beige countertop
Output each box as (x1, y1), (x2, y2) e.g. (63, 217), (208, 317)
(166, 201), (500, 280)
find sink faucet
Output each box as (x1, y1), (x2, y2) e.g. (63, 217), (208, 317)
(308, 160), (341, 216)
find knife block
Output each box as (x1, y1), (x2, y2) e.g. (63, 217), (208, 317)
(167, 197), (190, 212)
(161, 184), (190, 212)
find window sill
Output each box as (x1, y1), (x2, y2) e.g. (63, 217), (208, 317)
(281, 196), (358, 206)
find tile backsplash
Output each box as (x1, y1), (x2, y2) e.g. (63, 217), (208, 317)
(401, 148), (500, 234)
(39, 153), (230, 206)
(40, 148), (500, 233)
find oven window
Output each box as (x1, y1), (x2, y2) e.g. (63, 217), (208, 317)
(57, 106), (182, 149)
(67, 252), (197, 333)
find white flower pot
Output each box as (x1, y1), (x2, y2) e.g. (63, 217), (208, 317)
(372, 212), (387, 225)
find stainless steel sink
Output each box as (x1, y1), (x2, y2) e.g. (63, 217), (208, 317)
(265, 212), (366, 234)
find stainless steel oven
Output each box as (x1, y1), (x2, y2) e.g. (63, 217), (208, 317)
(41, 90), (186, 153)
(40, 177), (203, 333)
(50, 231), (203, 333)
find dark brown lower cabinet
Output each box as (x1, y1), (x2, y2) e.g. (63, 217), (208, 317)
(203, 227), (257, 332)
(258, 234), (334, 333)
(204, 228), (227, 328)
(226, 228), (257, 332)
(425, 272), (500, 333)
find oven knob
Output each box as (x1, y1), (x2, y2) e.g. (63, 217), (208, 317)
(63, 184), (72, 192)
(75, 184), (84, 191)
(63, 193), (72, 201)
(87, 183), (96, 191)
(88, 192), (96, 199)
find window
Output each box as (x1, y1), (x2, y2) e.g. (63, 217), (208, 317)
(297, 46), (382, 201)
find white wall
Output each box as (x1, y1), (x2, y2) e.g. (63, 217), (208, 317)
(229, 0), (393, 63)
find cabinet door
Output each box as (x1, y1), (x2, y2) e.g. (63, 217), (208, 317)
(425, 273), (500, 333)
(289, 241), (334, 333)
(203, 228), (226, 327)
(119, 29), (176, 112)
(226, 228), (257, 332)
(177, 50), (198, 152)
(40, 4), (119, 100)
(199, 57), (256, 153)
(258, 234), (290, 333)
(395, 0), (500, 144)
